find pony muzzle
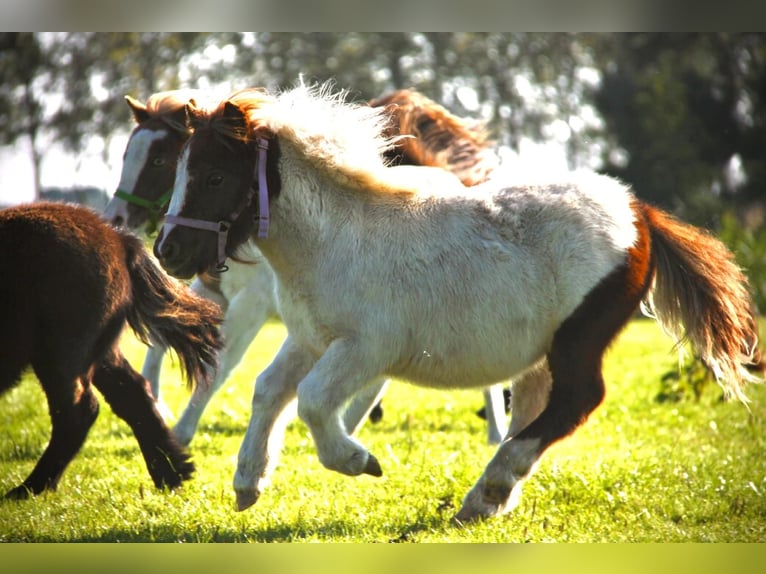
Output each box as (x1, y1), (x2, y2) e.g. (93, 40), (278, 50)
(154, 225), (218, 279)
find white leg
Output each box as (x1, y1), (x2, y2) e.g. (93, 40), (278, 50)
(483, 385), (508, 445)
(342, 378), (390, 435)
(173, 281), (273, 445)
(141, 276), (228, 424)
(508, 361), (551, 437)
(456, 360), (552, 522)
(233, 336), (315, 511)
(296, 338), (384, 477)
(142, 339), (165, 400)
(141, 335), (175, 422)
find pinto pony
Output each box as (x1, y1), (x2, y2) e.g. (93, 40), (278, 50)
(0, 202), (222, 498)
(154, 83), (761, 522)
(104, 88), (512, 445)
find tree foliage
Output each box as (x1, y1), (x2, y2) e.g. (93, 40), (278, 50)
(589, 33), (766, 226)
(1, 32), (765, 228)
(0, 33), (49, 197)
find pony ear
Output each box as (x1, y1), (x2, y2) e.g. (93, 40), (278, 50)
(125, 95), (150, 124)
(185, 100), (204, 130)
(222, 101), (252, 140)
(161, 99), (194, 133)
(223, 101), (246, 123)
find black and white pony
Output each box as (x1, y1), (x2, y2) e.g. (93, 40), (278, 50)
(154, 84), (760, 522)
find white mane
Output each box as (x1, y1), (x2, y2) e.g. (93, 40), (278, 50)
(241, 83), (418, 195)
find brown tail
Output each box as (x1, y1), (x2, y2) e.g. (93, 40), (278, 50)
(121, 233), (223, 389)
(640, 203), (762, 403)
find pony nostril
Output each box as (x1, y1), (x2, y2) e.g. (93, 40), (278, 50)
(155, 235), (180, 267)
(112, 215), (125, 227)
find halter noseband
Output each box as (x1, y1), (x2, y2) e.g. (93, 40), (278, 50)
(113, 188), (174, 233)
(163, 138), (270, 272)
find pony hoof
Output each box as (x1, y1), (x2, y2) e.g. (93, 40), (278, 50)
(453, 506), (488, 524)
(4, 485), (33, 500)
(455, 480), (522, 523)
(235, 489), (260, 511)
(363, 454), (383, 477)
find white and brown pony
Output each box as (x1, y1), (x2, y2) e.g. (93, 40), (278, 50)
(154, 83), (760, 522)
(105, 88), (512, 445)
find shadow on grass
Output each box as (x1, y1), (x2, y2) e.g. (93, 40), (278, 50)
(10, 511), (462, 543)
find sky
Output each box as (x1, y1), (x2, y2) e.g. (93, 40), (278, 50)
(0, 133), (130, 205)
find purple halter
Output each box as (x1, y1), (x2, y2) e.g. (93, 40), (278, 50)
(164, 138), (270, 272)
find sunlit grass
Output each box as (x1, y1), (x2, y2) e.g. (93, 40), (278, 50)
(1, 318), (764, 542)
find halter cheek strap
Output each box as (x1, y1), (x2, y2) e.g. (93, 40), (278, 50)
(163, 137), (270, 272)
(255, 138), (270, 238)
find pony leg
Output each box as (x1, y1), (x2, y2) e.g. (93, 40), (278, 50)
(295, 339), (384, 478)
(452, 362), (551, 508)
(483, 384), (508, 445)
(342, 377), (390, 435)
(456, 253), (650, 522)
(141, 337), (165, 400)
(507, 361), (551, 437)
(141, 337), (175, 422)
(456, 352), (603, 522)
(144, 274), (229, 426)
(234, 336), (315, 511)
(173, 283), (268, 446)
(92, 352), (194, 490)
(6, 372), (99, 499)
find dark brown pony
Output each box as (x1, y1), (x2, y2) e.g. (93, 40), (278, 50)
(0, 202), (223, 499)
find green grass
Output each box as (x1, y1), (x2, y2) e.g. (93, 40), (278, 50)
(1, 318), (765, 542)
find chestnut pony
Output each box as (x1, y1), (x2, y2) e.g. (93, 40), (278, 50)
(0, 202), (222, 498)
(155, 83), (760, 522)
(104, 88), (512, 445)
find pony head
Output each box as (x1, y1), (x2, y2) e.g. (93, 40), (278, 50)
(105, 90), (197, 231)
(154, 93), (281, 279)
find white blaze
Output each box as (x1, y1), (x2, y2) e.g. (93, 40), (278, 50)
(103, 128), (167, 222)
(158, 143), (191, 245)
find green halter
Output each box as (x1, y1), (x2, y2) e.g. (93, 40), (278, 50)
(113, 188), (174, 234)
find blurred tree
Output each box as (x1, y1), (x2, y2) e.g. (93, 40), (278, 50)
(589, 33), (766, 227)
(2, 31), (763, 229)
(43, 33), (206, 158)
(0, 33), (600, 175)
(0, 33), (48, 199)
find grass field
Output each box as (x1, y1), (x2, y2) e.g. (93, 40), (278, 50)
(1, 317), (765, 542)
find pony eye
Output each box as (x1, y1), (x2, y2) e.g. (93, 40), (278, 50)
(151, 157), (166, 167)
(207, 174), (224, 187)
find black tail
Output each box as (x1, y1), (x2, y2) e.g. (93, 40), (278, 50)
(122, 233), (223, 389)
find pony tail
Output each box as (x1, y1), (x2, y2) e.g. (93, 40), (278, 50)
(121, 234), (223, 389)
(640, 203), (762, 403)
